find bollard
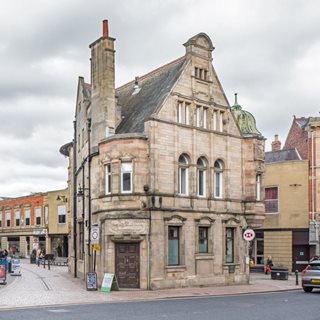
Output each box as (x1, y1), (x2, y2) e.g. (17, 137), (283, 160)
(48, 259), (50, 271)
(295, 270), (299, 285)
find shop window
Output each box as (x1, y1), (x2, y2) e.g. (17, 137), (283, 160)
(168, 226), (180, 265)
(58, 205), (66, 224)
(265, 187), (278, 213)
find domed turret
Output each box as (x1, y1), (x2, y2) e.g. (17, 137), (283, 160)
(231, 93), (261, 136)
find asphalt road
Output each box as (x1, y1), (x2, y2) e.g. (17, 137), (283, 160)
(0, 290), (319, 320)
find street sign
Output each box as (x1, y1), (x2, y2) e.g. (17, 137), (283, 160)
(243, 228), (255, 241)
(90, 226), (99, 244)
(92, 243), (100, 251)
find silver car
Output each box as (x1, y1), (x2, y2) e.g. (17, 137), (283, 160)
(301, 260), (320, 292)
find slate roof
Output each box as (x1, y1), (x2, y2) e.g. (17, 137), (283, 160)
(265, 148), (301, 163)
(115, 56), (186, 134)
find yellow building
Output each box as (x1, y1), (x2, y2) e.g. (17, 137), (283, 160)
(252, 135), (310, 272)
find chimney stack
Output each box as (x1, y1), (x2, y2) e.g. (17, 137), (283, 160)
(271, 134), (281, 152)
(90, 20), (116, 147)
(102, 19), (109, 37)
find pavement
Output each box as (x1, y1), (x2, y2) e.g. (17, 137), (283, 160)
(0, 259), (302, 310)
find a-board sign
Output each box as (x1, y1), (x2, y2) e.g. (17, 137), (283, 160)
(101, 273), (119, 293)
(0, 265), (6, 283)
(10, 259), (21, 276)
(86, 272), (97, 291)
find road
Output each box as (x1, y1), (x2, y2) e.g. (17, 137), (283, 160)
(0, 290), (319, 320)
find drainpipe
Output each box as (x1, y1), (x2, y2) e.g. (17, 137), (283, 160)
(73, 120), (78, 278)
(87, 118), (92, 272)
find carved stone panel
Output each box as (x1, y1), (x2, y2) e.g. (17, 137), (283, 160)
(106, 219), (149, 235)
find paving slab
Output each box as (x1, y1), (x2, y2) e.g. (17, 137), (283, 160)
(0, 260), (302, 310)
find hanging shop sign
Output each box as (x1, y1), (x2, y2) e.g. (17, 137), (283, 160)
(243, 228), (255, 241)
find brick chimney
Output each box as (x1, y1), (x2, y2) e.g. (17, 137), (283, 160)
(89, 20), (116, 147)
(271, 134), (281, 151)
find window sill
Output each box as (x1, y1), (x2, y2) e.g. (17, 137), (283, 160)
(165, 265), (186, 272)
(265, 212), (279, 215)
(195, 254), (214, 260)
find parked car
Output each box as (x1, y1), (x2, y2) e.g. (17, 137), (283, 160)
(301, 260), (320, 292)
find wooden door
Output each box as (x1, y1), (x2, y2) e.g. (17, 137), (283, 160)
(115, 243), (140, 288)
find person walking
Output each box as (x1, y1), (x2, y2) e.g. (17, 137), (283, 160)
(265, 256), (273, 275)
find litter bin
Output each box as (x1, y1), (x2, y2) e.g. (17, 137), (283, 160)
(271, 266), (289, 280)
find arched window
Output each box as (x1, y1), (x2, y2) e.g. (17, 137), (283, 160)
(214, 160), (224, 198)
(178, 154), (189, 195)
(197, 157), (206, 197)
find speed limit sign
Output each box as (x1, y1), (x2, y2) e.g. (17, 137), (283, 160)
(243, 228), (255, 241)
(90, 226), (99, 244)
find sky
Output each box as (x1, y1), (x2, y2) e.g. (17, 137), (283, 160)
(1, 0), (320, 197)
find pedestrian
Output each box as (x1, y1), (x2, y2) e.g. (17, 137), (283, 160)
(265, 256), (273, 275)
(36, 247), (42, 267)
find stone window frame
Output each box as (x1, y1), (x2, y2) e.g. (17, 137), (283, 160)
(120, 158), (134, 194)
(24, 207), (31, 226)
(222, 217), (241, 265)
(213, 159), (224, 199)
(35, 206), (42, 226)
(105, 162), (112, 195)
(177, 154), (190, 196)
(14, 209), (20, 227)
(194, 217), (215, 255)
(255, 173), (262, 201)
(164, 215), (187, 269)
(196, 157), (208, 198)
(5, 209), (11, 228)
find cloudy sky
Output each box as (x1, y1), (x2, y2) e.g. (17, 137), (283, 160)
(1, 0), (319, 197)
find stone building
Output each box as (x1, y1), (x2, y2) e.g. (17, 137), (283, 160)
(60, 20), (265, 289)
(0, 189), (69, 258)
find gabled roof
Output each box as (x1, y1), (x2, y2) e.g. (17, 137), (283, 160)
(283, 116), (309, 160)
(115, 57), (186, 134)
(265, 148), (301, 163)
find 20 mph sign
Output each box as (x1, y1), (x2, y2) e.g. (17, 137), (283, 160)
(243, 228), (255, 241)
(91, 226), (99, 244)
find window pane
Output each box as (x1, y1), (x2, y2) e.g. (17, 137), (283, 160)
(180, 168), (186, 194)
(215, 172), (220, 197)
(198, 170), (204, 196)
(226, 228), (234, 263)
(199, 227), (208, 253)
(185, 104), (190, 125)
(122, 172), (131, 191)
(168, 227), (179, 265)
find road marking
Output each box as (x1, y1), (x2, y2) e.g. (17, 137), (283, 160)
(48, 309), (70, 313)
